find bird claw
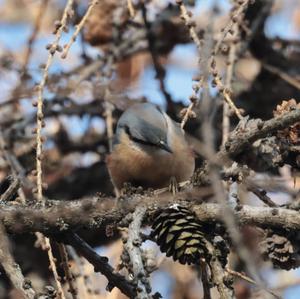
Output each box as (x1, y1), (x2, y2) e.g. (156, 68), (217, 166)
(169, 176), (179, 195)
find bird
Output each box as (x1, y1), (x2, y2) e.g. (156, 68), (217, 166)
(106, 103), (210, 266)
(106, 103), (195, 195)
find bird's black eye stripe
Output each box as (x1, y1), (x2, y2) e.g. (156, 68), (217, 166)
(155, 106), (164, 115)
(121, 124), (158, 148)
(131, 137), (159, 148)
(121, 124), (131, 136)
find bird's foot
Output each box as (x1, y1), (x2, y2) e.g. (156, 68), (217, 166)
(169, 176), (179, 195)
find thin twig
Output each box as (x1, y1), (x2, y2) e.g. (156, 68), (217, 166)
(127, 0), (136, 18)
(23, 0), (49, 71)
(200, 260), (212, 299)
(215, 76), (243, 120)
(222, 22), (239, 145)
(0, 176), (20, 202)
(65, 232), (136, 298)
(213, 0), (250, 55)
(35, 2), (75, 298)
(58, 243), (78, 299)
(263, 63), (300, 91)
(36, 0), (74, 201)
(104, 95), (114, 153)
(177, 1), (202, 49)
(176, 0), (203, 128)
(0, 224), (35, 299)
(61, 0), (99, 59)
(36, 233), (66, 299)
(0, 128), (26, 203)
(141, 3), (173, 105)
(247, 184), (278, 207)
(226, 268), (281, 299)
(67, 247), (91, 299)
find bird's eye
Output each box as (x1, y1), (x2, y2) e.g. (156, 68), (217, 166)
(157, 140), (173, 153)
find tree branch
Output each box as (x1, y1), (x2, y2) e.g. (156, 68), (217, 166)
(204, 239), (235, 299)
(0, 191), (299, 235)
(124, 206), (152, 298)
(224, 109), (300, 157)
(63, 232), (136, 298)
(0, 224), (35, 299)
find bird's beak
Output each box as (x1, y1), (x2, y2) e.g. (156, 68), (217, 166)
(158, 141), (173, 153)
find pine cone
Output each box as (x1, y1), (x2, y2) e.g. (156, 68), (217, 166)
(260, 231), (300, 270)
(151, 205), (229, 266)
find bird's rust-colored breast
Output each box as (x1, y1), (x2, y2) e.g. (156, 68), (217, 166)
(106, 131), (194, 191)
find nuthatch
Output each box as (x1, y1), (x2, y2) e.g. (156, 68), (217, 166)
(106, 103), (195, 193)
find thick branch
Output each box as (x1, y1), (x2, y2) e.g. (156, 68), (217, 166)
(0, 191), (299, 234)
(204, 240), (235, 299)
(124, 206), (151, 298)
(224, 109), (300, 157)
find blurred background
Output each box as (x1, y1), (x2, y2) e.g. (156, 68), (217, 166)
(0, 0), (300, 298)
